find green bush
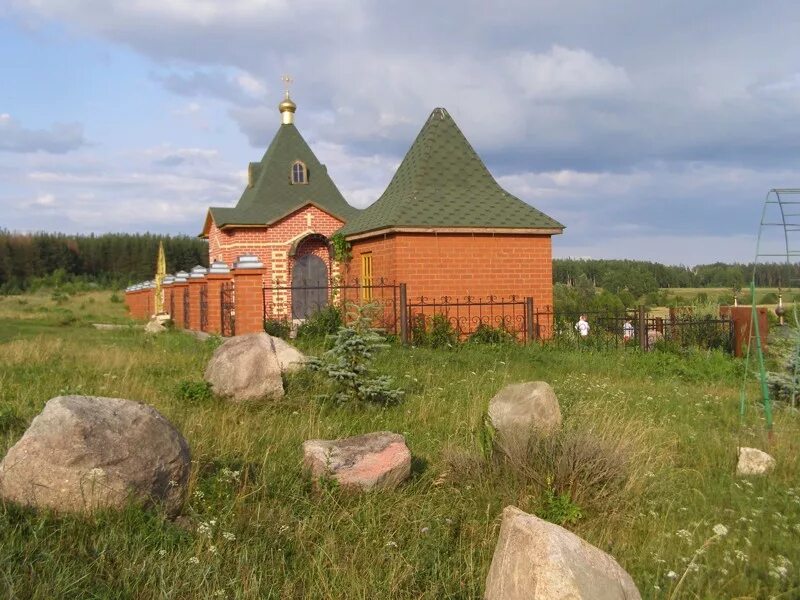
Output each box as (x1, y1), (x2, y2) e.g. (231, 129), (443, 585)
(176, 380), (214, 403)
(539, 486), (583, 526)
(109, 292), (123, 304)
(759, 292), (779, 304)
(468, 323), (515, 345)
(0, 405), (26, 435)
(264, 318), (291, 339)
(297, 305), (343, 339)
(411, 313), (458, 348)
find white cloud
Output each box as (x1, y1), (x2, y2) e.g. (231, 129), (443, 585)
(509, 46), (631, 100)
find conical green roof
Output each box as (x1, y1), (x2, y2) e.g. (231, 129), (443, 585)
(338, 107), (564, 237)
(207, 123), (358, 229)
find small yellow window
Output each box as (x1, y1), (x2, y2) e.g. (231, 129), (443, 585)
(361, 253), (373, 301)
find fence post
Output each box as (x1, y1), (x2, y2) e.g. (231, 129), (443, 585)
(525, 297), (534, 343)
(638, 305), (646, 350)
(232, 255), (266, 335)
(205, 261), (231, 335)
(188, 266), (207, 331)
(399, 283), (408, 344)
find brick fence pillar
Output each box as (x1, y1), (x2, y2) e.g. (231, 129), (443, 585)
(233, 255), (266, 335)
(188, 266), (207, 331)
(172, 271), (189, 329)
(205, 261), (232, 335)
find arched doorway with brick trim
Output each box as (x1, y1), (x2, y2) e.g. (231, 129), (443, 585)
(290, 234), (331, 319)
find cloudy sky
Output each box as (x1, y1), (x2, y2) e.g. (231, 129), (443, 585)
(2, 1), (800, 265)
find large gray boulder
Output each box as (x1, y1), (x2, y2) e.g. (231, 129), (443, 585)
(737, 447), (776, 476)
(204, 333), (286, 401)
(485, 506), (641, 600)
(488, 382), (562, 457)
(303, 431), (411, 491)
(271, 335), (308, 373)
(0, 396), (190, 516)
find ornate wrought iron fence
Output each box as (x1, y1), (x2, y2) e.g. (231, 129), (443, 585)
(182, 288), (190, 329)
(169, 290), (175, 320)
(406, 295), (531, 342)
(221, 282), (235, 336)
(532, 307), (734, 353)
(263, 278), (400, 334)
(199, 284), (208, 332)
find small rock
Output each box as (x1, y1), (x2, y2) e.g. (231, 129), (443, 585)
(485, 506), (641, 600)
(93, 323), (129, 331)
(737, 447), (775, 476)
(488, 382), (562, 458)
(145, 318), (167, 334)
(303, 431), (411, 491)
(0, 396), (190, 516)
(204, 333), (284, 401)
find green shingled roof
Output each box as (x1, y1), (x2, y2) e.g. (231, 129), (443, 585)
(206, 123), (358, 229)
(338, 108), (564, 237)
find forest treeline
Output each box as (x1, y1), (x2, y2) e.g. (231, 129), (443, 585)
(554, 258), (799, 297)
(2, 230), (798, 295)
(0, 231), (208, 293)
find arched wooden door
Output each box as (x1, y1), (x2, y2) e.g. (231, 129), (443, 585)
(291, 254), (328, 319)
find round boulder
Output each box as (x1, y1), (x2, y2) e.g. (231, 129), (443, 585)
(303, 431), (411, 491)
(488, 381), (562, 457)
(204, 333), (287, 402)
(0, 396), (190, 515)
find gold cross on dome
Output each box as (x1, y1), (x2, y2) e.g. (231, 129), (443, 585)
(281, 74), (293, 98)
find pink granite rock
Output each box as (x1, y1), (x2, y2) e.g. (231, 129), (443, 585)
(303, 431), (411, 491)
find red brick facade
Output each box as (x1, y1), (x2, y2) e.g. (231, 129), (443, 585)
(348, 232), (553, 309)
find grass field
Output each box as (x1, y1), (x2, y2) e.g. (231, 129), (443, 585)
(1, 290), (799, 599)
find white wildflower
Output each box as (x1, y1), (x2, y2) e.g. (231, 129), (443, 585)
(222, 531), (236, 541)
(666, 570), (678, 579)
(188, 556), (200, 565)
(712, 524), (728, 537)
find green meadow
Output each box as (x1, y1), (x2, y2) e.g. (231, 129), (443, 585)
(0, 291), (799, 599)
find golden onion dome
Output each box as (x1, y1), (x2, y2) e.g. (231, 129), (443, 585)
(279, 94), (296, 114)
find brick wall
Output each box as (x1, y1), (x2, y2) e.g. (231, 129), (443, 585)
(349, 232), (554, 309)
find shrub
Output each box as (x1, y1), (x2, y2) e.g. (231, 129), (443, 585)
(468, 323), (515, 345)
(176, 380), (214, 403)
(264, 318), (291, 339)
(411, 313), (458, 348)
(538, 485), (583, 526)
(297, 305), (342, 339)
(760, 292), (779, 304)
(109, 292), (123, 304)
(308, 303), (404, 405)
(0, 405), (26, 435)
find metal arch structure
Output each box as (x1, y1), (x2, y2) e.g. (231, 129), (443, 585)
(742, 188), (800, 434)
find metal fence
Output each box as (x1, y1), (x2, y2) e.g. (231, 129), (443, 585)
(263, 278), (400, 334)
(182, 288), (190, 329)
(532, 307), (734, 353)
(199, 284), (208, 332)
(221, 282), (235, 337)
(406, 295), (533, 342)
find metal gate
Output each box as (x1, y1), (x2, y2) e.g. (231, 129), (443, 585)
(182, 288), (190, 328)
(199, 284), (208, 331)
(221, 282), (235, 336)
(291, 255), (328, 319)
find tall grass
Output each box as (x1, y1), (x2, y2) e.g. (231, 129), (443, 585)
(0, 291), (798, 598)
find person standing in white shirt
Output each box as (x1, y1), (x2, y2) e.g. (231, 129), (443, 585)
(575, 314), (590, 337)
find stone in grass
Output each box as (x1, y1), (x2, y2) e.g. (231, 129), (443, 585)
(737, 447), (776, 476)
(484, 506), (641, 600)
(204, 333), (287, 401)
(487, 382), (562, 458)
(0, 396), (190, 516)
(303, 431), (411, 491)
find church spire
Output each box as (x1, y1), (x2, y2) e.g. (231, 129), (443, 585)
(278, 74), (296, 125)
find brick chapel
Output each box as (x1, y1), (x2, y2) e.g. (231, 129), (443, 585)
(200, 92), (564, 320)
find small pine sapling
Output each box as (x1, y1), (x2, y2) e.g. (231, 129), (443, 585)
(308, 302), (404, 405)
